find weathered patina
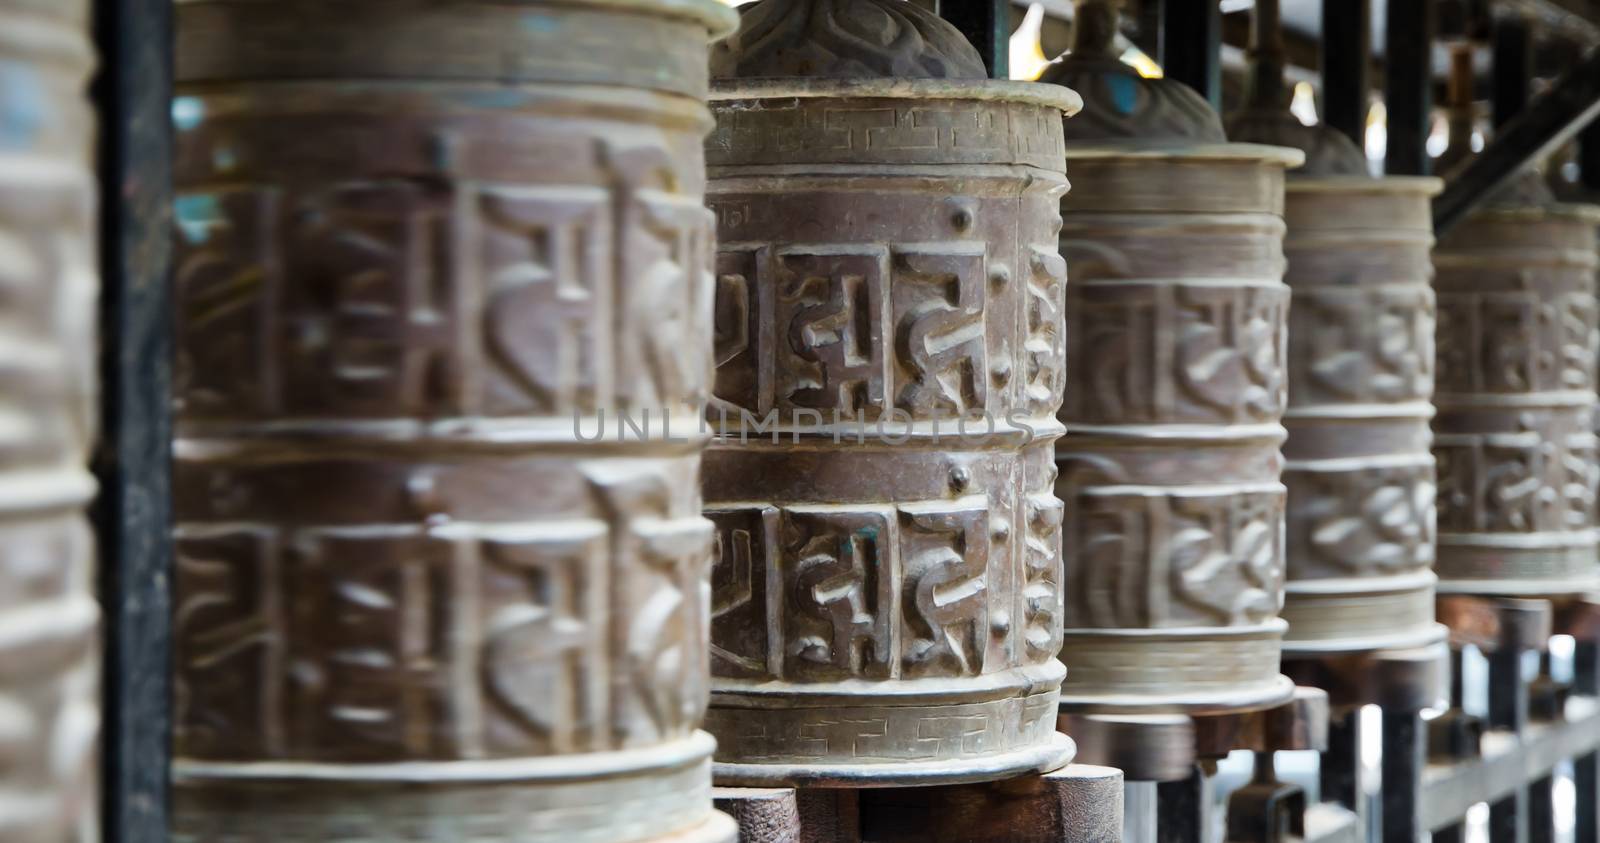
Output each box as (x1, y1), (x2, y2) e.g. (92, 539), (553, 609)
(1270, 178), (1446, 655)
(1044, 0), (1300, 715)
(0, 0), (101, 838)
(169, 1), (739, 840)
(1432, 176), (1600, 598)
(1227, 0), (1445, 657)
(701, 0), (1081, 786)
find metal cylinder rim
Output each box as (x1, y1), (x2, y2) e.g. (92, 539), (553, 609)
(710, 77), (1084, 118)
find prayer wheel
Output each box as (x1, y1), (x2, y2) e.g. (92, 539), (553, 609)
(1432, 174), (1600, 597)
(1270, 179), (1446, 653)
(1227, 0), (1446, 656)
(169, 2), (739, 841)
(701, 0), (1081, 786)
(1043, 0), (1300, 714)
(0, 0), (101, 838)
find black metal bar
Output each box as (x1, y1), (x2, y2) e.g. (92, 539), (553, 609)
(1160, 0), (1222, 110)
(1433, 46), (1600, 234)
(1491, 793), (1529, 843)
(1491, 14), (1533, 128)
(91, 0), (175, 838)
(1432, 825), (1466, 843)
(1384, 0), (1437, 176)
(942, 0), (1009, 80)
(1581, 120), (1600, 195)
(1450, 647), (1466, 707)
(1320, 707), (1361, 812)
(1487, 649), (1530, 843)
(1527, 775), (1555, 843)
(1156, 764), (1210, 843)
(1381, 709), (1424, 843)
(1577, 642), (1600, 843)
(1487, 648), (1529, 731)
(1133, 0), (1162, 59)
(1321, 0), (1371, 148)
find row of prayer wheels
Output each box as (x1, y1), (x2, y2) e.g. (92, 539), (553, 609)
(4, 0), (1596, 838)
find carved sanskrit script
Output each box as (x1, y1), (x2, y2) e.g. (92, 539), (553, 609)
(170, 1), (737, 841)
(0, 0), (101, 838)
(1275, 182), (1443, 654)
(1432, 205), (1600, 593)
(702, 84), (1076, 785)
(1055, 152), (1298, 714)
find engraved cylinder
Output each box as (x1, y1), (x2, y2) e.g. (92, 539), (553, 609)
(1433, 203), (1600, 596)
(701, 78), (1082, 786)
(170, 2), (739, 841)
(1279, 178), (1446, 655)
(0, 0), (101, 838)
(1055, 147), (1302, 714)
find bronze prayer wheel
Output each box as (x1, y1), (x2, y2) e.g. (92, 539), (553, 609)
(1433, 179), (1600, 597)
(0, 0), (101, 838)
(701, 0), (1081, 786)
(1044, 0), (1300, 715)
(1274, 179), (1447, 654)
(1227, 0), (1447, 657)
(170, 1), (739, 840)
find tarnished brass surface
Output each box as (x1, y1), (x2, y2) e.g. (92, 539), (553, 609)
(1276, 179), (1447, 655)
(702, 0), (1081, 787)
(1053, 152), (1298, 713)
(1433, 197), (1600, 597)
(1225, 0), (1448, 675)
(1043, 0), (1223, 144)
(169, 2), (738, 840)
(1043, 0), (1301, 716)
(0, 0), (100, 839)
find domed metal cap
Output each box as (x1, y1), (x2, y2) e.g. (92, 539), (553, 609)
(1222, 0), (1367, 176)
(711, 0), (985, 80)
(1040, 0), (1224, 143)
(1485, 167), (1560, 209)
(1227, 110), (1369, 177)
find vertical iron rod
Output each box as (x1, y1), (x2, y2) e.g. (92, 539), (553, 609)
(1156, 764), (1211, 843)
(1575, 641), (1600, 843)
(1380, 709), (1424, 843)
(1487, 648), (1530, 843)
(1491, 14), (1533, 128)
(1528, 775), (1556, 843)
(92, 0), (175, 838)
(1384, 0), (1437, 175)
(1321, 0), (1371, 148)
(942, 0), (1009, 79)
(1581, 116), (1600, 195)
(1320, 707), (1362, 813)
(1160, 0), (1222, 109)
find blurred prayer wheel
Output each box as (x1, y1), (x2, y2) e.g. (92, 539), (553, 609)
(1228, 0), (1446, 656)
(1271, 179), (1447, 653)
(0, 0), (101, 838)
(701, 0), (1081, 786)
(1432, 175), (1600, 597)
(170, 2), (738, 841)
(1044, 0), (1300, 714)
